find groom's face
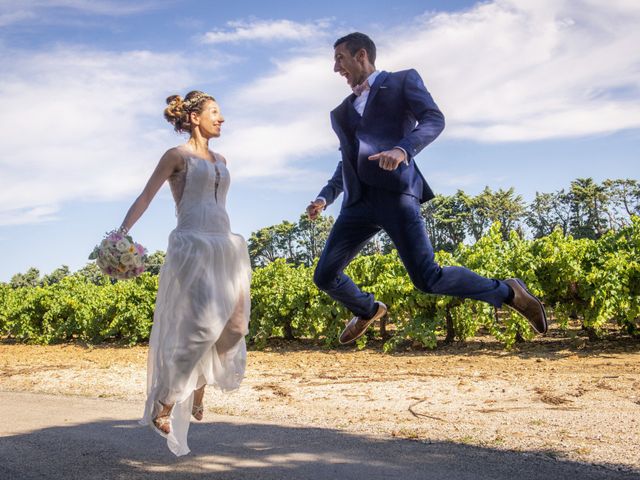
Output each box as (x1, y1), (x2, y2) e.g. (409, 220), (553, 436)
(333, 43), (366, 88)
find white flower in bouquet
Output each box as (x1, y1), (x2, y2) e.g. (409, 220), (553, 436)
(120, 252), (135, 266)
(89, 230), (148, 280)
(104, 252), (119, 268)
(96, 257), (108, 270)
(116, 238), (131, 252)
(133, 255), (143, 267)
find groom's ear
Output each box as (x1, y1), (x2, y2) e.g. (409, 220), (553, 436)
(356, 48), (372, 68)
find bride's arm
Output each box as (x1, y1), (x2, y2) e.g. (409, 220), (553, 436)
(118, 149), (183, 233)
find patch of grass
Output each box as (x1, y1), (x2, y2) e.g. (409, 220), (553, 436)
(392, 428), (421, 440)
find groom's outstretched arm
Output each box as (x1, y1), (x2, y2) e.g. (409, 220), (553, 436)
(307, 161), (343, 219)
(317, 160), (344, 207)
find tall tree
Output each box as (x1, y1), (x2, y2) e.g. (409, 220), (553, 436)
(76, 262), (110, 285)
(465, 188), (493, 242)
(248, 219), (314, 267)
(421, 192), (468, 252)
(41, 265), (71, 285)
(248, 225), (283, 268)
(422, 197), (441, 249)
(603, 178), (640, 228)
(568, 178), (609, 239)
(360, 231), (393, 256)
(296, 214), (334, 266)
(486, 187), (526, 240)
(274, 221), (300, 265)
(526, 190), (572, 238)
(10, 267), (41, 288)
(144, 250), (166, 275)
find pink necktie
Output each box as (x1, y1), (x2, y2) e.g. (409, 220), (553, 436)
(352, 80), (370, 96)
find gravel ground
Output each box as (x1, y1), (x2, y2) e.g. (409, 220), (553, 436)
(1, 336), (638, 473)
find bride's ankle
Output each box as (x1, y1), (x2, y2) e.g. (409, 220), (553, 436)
(158, 400), (173, 414)
(193, 386), (205, 400)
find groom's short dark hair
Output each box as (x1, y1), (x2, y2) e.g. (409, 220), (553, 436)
(334, 32), (376, 65)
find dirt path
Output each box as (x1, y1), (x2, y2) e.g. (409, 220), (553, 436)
(1, 338), (639, 473)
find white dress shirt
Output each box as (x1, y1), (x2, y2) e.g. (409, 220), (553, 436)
(353, 70), (380, 116)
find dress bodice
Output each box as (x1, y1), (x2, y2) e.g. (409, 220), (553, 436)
(168, 147), (231, 233)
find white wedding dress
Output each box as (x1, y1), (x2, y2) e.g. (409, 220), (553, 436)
(140, 146), (250, 456)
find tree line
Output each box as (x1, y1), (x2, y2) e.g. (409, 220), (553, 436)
(248, 177), (640, 267)
(5, 177), (639, 289)
(2, 219), (638, 348)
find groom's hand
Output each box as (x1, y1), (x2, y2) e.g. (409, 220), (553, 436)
(368, 148), (406, 171)
(306, 199), (326, 220)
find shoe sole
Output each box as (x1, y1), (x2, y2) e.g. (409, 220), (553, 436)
(339, 317), (377, 345)
(151, 421), (170, 439)
(339, 303), (387, 345)
(507, 279), (548, 334)
(192, 406), (204, 421)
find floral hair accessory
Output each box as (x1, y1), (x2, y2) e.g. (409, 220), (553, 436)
(183, 93), (213, 110)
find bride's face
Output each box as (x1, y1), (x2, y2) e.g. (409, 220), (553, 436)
(193, 100), (224, 138)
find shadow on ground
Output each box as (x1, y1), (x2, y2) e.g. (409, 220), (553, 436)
(255, 330), (640, 361)
(1, 417), (637, 480)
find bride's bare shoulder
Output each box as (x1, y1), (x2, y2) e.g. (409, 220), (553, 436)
(160, 146), (186, 171)
(162, 146), (185, 159)
(213, 152), (227, 165)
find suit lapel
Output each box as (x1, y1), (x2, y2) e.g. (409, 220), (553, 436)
(334, 71), (389, 126)
(363, 70), (388, 115)
(332, 96), (359, 134)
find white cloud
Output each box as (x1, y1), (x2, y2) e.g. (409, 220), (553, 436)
(0, 10), (35, 27)
(202, 19), (331, 44)
(428, 172), (483, 190)
(0, 0), (158, 16)
(219, 50), (345, 181)
(0, 205), (59, 226)
(0, 46), (208, 225)
(0, 0), (158, 20)
(2, 1), (639, 226)
(380, 0), (640, 141)
(216, 0), (640, 185)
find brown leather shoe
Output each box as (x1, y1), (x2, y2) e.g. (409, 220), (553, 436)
(504, 278), (548, 334)
(339, 301), (387, 345)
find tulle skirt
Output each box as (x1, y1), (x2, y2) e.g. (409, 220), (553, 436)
(140, 228), (251, 456)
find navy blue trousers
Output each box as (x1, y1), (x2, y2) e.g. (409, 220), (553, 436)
(314, 187), (510, 319)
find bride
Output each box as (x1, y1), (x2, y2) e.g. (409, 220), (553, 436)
(118, 91), (251, 456)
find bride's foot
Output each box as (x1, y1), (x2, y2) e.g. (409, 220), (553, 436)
(192, 386), (205, 421)
(153, 401), (173, 435)
(192, 403), (204, 421)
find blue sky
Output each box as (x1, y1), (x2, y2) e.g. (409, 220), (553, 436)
(0, 0), (638, 281)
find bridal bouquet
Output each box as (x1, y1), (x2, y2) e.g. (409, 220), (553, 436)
(89, 230), (147, 280)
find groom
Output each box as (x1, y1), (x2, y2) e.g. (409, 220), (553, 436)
(307, 32), (547, 344)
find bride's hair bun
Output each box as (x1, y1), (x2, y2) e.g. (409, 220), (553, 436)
(163, 91), (215, 133)
(163, 95), (185, 129)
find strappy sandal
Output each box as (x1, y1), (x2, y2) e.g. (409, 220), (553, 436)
(152, 401), (173, 437)
(192, 403), (204, 421)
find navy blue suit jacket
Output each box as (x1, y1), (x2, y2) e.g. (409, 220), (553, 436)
(318, 69), (445, 209)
